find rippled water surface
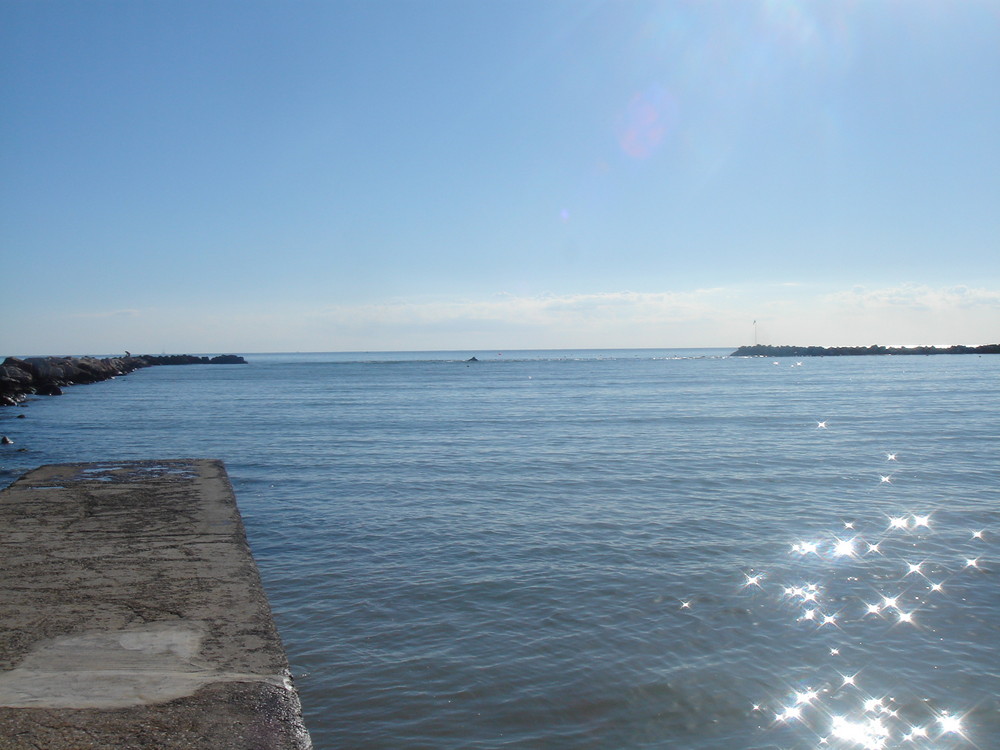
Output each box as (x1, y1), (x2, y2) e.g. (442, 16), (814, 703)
(2, 350), (998, 749)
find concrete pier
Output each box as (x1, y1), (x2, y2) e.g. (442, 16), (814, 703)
(0, 459), (311, 749)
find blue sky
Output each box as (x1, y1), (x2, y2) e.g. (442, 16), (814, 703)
(2, 0), (998, 354)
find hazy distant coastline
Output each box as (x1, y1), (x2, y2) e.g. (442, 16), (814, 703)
(731, 344), (1000, 357)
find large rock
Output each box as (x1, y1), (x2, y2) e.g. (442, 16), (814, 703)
(22, 358), (66, 383)
(209, 355), (247, 365)
(0, 365), (33, 389)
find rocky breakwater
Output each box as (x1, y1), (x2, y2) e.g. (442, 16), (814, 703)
(731, 343), (1000, 357)
(0, 354), (246, 406)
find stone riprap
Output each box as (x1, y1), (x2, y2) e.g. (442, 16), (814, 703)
(0, 459), (311, 749)
(0, 354), (247, 406)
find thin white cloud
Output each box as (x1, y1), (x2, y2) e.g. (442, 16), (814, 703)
(823, 284), (1000, 312)
(315, 289), (733, 328)
(302, 289), (744, 349)
(69, 309), (143, 319)
(749, 283), (1000, 347)
(8, 283), (997, 354)
(299, 282), (1000, 350)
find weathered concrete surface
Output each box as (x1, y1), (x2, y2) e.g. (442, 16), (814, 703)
(0, 459), (311, 749)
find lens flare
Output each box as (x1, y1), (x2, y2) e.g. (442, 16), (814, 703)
(617, 86), (677, 159)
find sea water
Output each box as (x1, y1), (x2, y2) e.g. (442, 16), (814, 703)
(1, 349), (998, 749)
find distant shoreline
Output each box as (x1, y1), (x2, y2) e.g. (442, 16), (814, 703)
(731, 344), (1000, 357)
